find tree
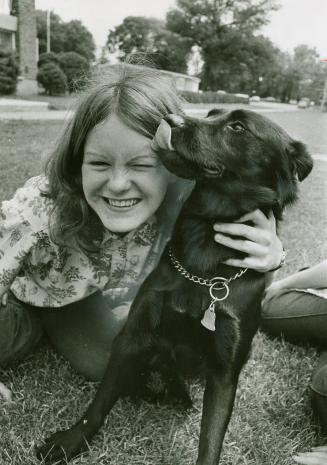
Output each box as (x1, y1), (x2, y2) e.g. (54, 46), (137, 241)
(37, 62), (68, 95)
(36, 10), (95, 61)
(274, 45), (325, 103)
(37, 51), (59, 68)
(166, 0), (278, 43)
(107, 16), (192, 73)
(166, 0), (279, 89)
(62, 20), (96, 61)
(0, 52), (19, 95)
(147, 29), (192, 73)
(58, 52), (90, 92)
(36, 10), (66, 55)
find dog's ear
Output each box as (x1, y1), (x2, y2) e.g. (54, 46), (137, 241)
(289, 141), (313, 181)
(206, 108), (227, 118)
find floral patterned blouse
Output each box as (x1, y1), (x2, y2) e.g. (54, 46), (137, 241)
(0, 176), (176, 308)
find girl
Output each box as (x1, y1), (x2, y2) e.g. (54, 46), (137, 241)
(262, 261), (327, 465)
(0, 64), (283, 387)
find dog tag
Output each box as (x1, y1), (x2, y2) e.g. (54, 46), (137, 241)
(201, 302), (216, 331)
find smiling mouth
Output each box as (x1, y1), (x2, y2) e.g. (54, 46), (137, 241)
(103, 198), (141, 208)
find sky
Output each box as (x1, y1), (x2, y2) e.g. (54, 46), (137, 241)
(33, 0), (327, 58)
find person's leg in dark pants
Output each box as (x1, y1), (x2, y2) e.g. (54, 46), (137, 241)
(0, 291), (43, 367)
(0, 292), (43, 399)
(261, 289), (327, 432)
(37, 292), (131, 381)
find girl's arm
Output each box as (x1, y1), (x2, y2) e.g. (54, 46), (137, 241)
(273, 260), (327, 290)
(0, 185), (39, 300)
(263, 260), (327, 306)
(213, 209), (283, 273)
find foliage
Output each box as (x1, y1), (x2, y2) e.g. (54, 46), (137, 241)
(284, 45), (325, 103)
(199, 31), (282, 93)
(37, 62), (68, 96)
(58, 52), (90, 93)
(166, 0), (279, 90)
(36, 10), (95, 61)
(147, 29), (192, 73)
(107, 16), (192, 73)
(37, 52), (59, 68)
(0, 51), (19, 95)
(181, 90), (249, 103)
(63, 20), (96, 61)
(166, 0), (278, 43)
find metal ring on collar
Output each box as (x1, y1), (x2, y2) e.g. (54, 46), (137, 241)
(209, 279), (230, 301)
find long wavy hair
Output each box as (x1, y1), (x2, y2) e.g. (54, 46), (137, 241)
(45, 63), (185, 252)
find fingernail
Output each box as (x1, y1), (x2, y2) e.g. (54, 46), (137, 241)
(213, 224), (221, 231)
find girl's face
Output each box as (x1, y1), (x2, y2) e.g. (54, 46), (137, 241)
(82, 115), (171, 233)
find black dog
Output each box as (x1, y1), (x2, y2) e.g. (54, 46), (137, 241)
(37, 109), (313, 464)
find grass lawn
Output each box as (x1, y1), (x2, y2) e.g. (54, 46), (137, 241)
(0, 119), (326, 465)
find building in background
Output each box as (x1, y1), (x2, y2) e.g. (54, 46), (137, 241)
(158, 69), (200, 93)
(99, 63), (200, 93)
(0, 0), (38, 94)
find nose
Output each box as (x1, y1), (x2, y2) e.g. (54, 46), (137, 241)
(107, 169), (132, 193)
(164, 114), (185, 128)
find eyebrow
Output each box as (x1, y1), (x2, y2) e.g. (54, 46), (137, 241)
(84, 151), (159, 161)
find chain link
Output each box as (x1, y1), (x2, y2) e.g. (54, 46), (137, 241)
(168, 247), (247, 287)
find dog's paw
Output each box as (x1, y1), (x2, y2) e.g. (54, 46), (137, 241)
(36, 427), (88, 464)
(0, 382), (12, 402)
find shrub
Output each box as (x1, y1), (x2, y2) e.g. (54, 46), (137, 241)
(181, 90), (249, 104)
(37, 62), (68, 95)
(0, 51), (19, 95)
(58, 51), (90, 93)
(37, 52), (60, 68)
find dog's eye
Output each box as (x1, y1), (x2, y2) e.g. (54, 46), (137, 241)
(227, 121), (246, 133)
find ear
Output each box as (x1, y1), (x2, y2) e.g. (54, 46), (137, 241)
(289, 141), (313, 181)
(206, 108), (227, 118)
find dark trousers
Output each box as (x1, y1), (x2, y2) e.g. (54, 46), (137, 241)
(0, 291), (130, 380)
(261, 289), (327, 432)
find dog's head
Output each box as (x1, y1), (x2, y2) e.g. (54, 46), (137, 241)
(153, 109), (313, 219)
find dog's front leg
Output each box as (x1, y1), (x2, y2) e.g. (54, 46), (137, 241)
(196, 369), (238, 465)
(36, 330), (153, 464)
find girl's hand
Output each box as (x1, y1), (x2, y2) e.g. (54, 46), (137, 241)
(293, 446), (327, 464)
(213, 209), (283, 272)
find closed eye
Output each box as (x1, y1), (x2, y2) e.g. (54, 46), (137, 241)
(132, 163), (159, 169)
(226, 121), (246, 133)
(89, 161), (110, 167)
(134, 164), (156, 168)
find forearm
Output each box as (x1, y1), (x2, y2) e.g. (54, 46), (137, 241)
(278, 260), (327, 290)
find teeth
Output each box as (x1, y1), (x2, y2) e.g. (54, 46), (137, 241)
(105, 198), (139, 207)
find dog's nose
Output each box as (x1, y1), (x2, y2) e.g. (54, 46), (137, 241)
(164, 114), (185, 128)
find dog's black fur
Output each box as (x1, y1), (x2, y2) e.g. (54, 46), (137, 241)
(37, 109), (313, 465)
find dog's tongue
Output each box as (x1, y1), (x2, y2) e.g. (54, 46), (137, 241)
(151, 119), (175, 152)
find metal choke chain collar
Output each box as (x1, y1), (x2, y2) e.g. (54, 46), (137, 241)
(168, 246), (248, 331)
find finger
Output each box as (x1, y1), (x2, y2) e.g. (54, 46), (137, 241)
(223, 256), (270, 272)
(214, 233), (267, 255)
(234, 209), (271, 227)
(214, 224), (270, 245)
(312, 447), (327, 452)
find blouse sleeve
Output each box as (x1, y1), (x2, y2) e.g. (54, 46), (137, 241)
(0, 179), (43, 297)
